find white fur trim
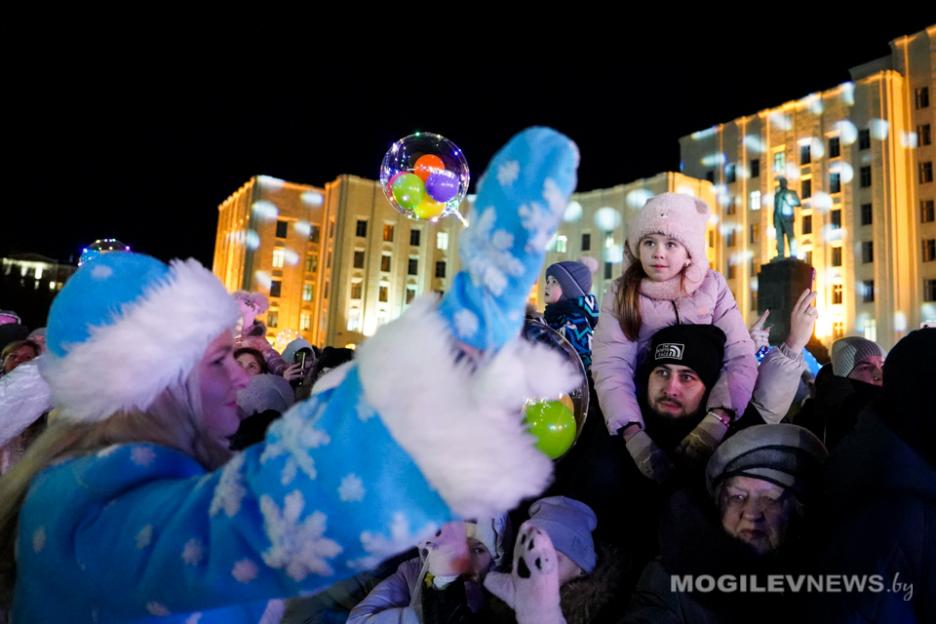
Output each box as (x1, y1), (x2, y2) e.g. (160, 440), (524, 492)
(309, 361), (353, 396)
(355, 295), (581, 518)
(42, 259), (240, 423)
(0, 359), (52, 444)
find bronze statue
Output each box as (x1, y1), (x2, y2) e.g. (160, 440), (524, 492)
(773, 176), (800, 258)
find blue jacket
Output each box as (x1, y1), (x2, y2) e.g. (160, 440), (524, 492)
(544, 295), (598, 369)
(14, 367), (451, 623)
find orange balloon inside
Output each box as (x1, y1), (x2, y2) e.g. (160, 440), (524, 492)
(414, 154), (445, 182)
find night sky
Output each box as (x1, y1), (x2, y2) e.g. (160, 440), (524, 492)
(4, 16), (934, 267)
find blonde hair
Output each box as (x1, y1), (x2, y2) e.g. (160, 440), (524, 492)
(0, 369), (232, 606)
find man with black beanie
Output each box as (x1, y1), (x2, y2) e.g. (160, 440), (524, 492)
(634, 324), (728, 452)
(549, 325), (729, 541)
(542, 324), (732, 612)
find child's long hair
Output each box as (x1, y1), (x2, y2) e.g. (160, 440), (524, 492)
(615, 258), (648, 342)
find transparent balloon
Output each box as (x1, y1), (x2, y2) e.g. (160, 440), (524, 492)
(521, 319), (589, 460)
(380, 132), (469, 223)
(79, 239), (132, 266)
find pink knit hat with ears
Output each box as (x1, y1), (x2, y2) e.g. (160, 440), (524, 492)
(625, 192), (710, 292)
(233, 291), (270, 329)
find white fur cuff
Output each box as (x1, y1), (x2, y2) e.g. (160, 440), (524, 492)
(355, 295), (581, 518)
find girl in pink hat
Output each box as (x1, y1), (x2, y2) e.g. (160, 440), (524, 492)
(591, 193), (756, 482)
(232, 291), (289, 376)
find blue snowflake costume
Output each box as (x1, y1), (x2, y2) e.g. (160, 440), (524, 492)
(12, 128), (580, 622)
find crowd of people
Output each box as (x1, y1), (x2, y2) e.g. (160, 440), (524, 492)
(0, 128), (932, 623)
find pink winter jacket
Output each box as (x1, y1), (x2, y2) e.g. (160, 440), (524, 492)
(592, 269), (757, 435)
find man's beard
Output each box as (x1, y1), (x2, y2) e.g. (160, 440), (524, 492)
(644, 395), (706, 451)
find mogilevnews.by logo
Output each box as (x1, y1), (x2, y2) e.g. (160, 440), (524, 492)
(671, 573), (913, 601)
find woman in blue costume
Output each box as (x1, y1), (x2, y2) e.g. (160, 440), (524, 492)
(0, 127), (580, 622)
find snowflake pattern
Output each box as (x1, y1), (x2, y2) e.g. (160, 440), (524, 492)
(497, 160), (520, 187)
(347, 512), (437, 571)
(261, 403), (330, 485)
(338, 474), (365, 502)
(181, 538), (204, 566)
(492, 228), (514, 250)
(90, 265), (113, 279)
(461, 208), (525, 297)
(356, 396), (376, 422)
(136, 525), (153, 549)
(210, 453), (246, 518)
(453, 309), (479, 339)
(518, 201), (557, 253)
(260, 490), (342, 581)
(259, 600), (286, 624)
(542, 178), (567, 216)
(130, 446), (156, 467)
(231, 558), (259, 583)
(280, 462), (298, 487)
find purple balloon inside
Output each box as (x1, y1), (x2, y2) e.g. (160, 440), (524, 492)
(425, 170), (459, 203)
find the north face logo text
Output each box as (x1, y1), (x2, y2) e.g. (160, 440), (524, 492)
(655, 343), (685, 360)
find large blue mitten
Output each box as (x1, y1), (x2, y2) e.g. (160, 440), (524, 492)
(438, 127), (579, 352)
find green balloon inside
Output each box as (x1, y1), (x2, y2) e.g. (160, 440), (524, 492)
(524, 399), (577, 459)
(391, 173), (425, 212)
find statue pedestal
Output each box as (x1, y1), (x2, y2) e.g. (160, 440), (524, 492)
(757, 258), (813, 344)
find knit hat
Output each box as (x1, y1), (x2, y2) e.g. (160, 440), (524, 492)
(237, 373), (295, 417)
(233, 290), (270, 331)
(41, 252), (239, 423)
(626, 192), (710, 291)
(647, 324), (727, 390)
(546, 257), (598, 299)
(706, 424), (828, 501)
(282, 337), (314, 365)
(466, 513), (511, 567)
(526, 496), (597, 574)
(830, 336), (884, 378)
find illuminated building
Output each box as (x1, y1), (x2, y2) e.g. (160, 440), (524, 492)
(1, 254), (74, 292)
(215, 26), (934, 350)
(213, 175), (462, 349)
(678, 25), (935, 348)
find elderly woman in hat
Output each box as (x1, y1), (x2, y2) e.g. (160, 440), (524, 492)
(624, 424), (827, 623)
